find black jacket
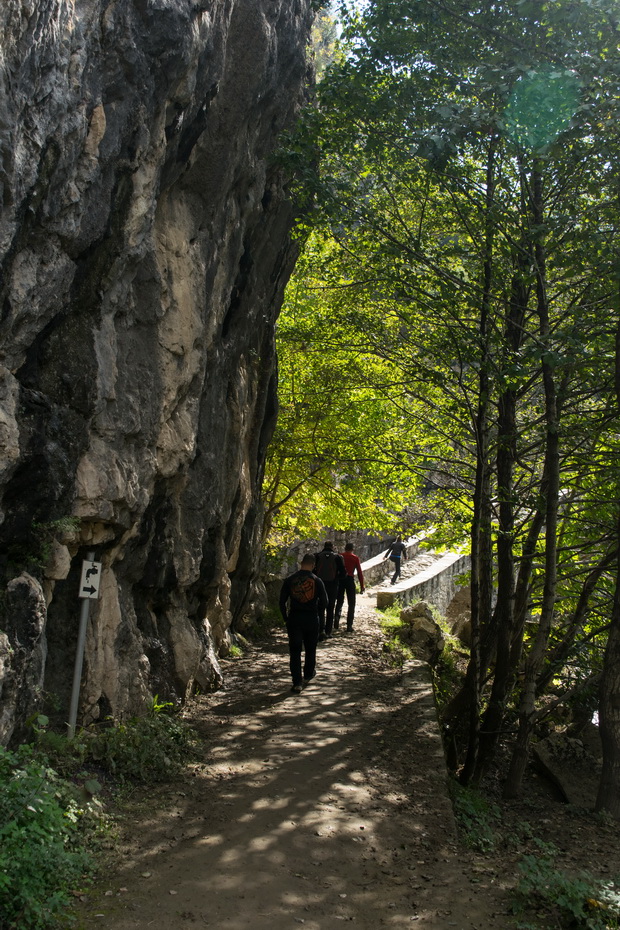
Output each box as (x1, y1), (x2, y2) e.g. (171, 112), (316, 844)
(314, 548), (346, 584)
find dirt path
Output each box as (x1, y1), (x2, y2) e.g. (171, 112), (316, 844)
(78, 594), (509, 929)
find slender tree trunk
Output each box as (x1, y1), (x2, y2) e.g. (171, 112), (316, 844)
(504, 161), (559, 799)
(474, 250), (528, 783)
(595, 296), (620, 818)
(459, 137), (496, 784)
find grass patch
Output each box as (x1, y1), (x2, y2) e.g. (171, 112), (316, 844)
(449, 781), (501, 853)
(377, 605), (413, 667)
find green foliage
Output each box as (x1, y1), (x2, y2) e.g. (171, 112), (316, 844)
(377, 607), (413, 667)
(78, 711), (197, 783)
(513, 841), (620, 929)
(275, 0), (620, 790)
(33, 701), (196, 785)
(311, 4), (342, 78)
(0, 746), (94, 930)
(6, 516), (80, 579)
(433, 636), (465, 714)
(449, 783), (501, 853)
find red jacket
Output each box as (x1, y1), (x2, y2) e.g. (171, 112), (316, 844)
(341, 551), (364, 587)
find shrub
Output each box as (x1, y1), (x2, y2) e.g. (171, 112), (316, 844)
(0, 746), (93, 930)
(513, 841), (620, 929)
(79, 707), (197, 783)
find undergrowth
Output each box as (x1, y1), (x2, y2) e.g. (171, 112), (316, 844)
(377, 605), (413, 666)
(0, 745), (99, 930)
(0, 701), (197, 930)
(512, 839), (620, 929)
(449, 782), (501, 853)
(450, 785), (620, 929)
(38, 700), (197, 784)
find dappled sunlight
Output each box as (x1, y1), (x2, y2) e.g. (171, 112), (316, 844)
(84, 609), (500, 930)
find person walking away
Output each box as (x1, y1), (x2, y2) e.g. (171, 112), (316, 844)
(279, 553), (328, 693)
(314, 541), (346, 639)
(385, 536), (407, 585)
(335, 542), (365, 632)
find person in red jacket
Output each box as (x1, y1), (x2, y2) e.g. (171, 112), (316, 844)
(335, 542), (365, 633)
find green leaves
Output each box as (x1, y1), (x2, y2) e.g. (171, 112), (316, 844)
(0, 747), (92, 930)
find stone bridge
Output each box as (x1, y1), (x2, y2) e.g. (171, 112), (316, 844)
(361, 535), (471, 617)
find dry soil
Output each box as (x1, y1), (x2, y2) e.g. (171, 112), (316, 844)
(74, 590), (619, 930)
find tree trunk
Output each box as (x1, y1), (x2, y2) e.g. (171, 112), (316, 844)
(459, 137), (496, 785)
(474, 244), (528, 782)
(595, 299), (620, 818)
(504, 161), (559, 799)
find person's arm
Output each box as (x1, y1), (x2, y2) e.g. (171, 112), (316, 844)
(279, 580), (290, 621)
(337, 554), (347, 580)
(316, 577), (329, 612)
(355, 556), (365, 592)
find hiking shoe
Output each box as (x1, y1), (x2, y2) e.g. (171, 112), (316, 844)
(291, 684), (303, 694)
(303, 673), (316, 684)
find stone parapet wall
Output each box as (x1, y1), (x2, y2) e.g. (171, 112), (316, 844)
(376, 553), (471, 615)
(360, 535), (424, 586)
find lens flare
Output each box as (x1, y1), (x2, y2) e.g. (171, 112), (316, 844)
(504, 67), (581, 150)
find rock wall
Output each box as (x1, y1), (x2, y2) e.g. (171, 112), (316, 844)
(0, 0), (313, 741)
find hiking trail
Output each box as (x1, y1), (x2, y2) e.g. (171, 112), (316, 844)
(77, 594), (510, 929)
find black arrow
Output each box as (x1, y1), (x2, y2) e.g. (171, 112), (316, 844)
(82, 585), (97, 595)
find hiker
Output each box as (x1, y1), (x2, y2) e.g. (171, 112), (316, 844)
(385, 536), (407, 585)
(314, 540), (346, 639)
(279, 553), (328, 693)
(335, 542), (365, 633)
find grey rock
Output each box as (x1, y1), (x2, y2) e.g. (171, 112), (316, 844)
(0, 0), (313, 735)
(451, 614), (471, 647)
(532, 732), (602, 809)
(399, 602), (445, 666)
(0, 574), (47, 743)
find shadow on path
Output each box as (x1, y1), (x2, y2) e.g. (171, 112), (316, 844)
(78, 595), (507, 929)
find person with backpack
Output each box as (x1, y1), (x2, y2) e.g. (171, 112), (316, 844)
(384, 536), (407, 585)
(314, 540), (346, 640)
(279, 553), (328, 693)
(335, 542), (365, 633)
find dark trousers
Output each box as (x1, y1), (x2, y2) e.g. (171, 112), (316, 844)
(318, 580), (339, 636)
(287, 613), (319, 685)
(391, 557), (401, 584)
(335, 576), (356, 629)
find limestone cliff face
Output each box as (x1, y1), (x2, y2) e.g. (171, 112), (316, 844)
(0, 0), (312, 740)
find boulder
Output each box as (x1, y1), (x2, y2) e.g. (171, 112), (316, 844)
(399, 601), (445, 665)
(451, 614), (472, 647)
(0, 574), (47, 743)
(532, 731), (602, 809)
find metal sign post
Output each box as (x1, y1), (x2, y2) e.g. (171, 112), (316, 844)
(67, 552), (101, 739)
